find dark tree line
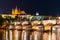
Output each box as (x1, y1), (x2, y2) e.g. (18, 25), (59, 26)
(0, 15), (4, 26)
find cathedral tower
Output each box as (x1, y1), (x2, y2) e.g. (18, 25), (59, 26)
(12, 6), (26, 15)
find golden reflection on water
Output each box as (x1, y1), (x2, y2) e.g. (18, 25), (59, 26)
(0, 29), (59, 40)
(22, 30), (27, 40)
(14, 30), (18, 40)
(6, 30), (8, 40)
(34, 31), (38, 40)
(43, 32), (52, 40)
(12, 30), (21, 40)
(52, 32), (56, 40)
(0, 29), (49, 40)
(0, 29), (22, 40)
(0, 29), (6, 40)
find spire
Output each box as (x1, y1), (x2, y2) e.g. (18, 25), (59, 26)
(16, 6), (18, 9)
(15, 6), (19, 14)
(15, 6), (18, 11)
(12, 6), (26, 15)
(12, 8), (15, 15)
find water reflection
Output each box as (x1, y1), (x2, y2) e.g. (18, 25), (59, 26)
(11, 30), (21, 40)
(5, 30), (8, 40)
(0, 29), (54, 40)
(0, 29), (5, 40)
(43, 32), (52, 40)
(0, 29), (22, 40)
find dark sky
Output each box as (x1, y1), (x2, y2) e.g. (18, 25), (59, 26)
(0, 0), (60, 16)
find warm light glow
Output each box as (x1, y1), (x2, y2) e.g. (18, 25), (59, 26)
(22, 26), (26, 29)
(31, 21), (41, 25)
(9, 30), (12, 40)
(14, 22), (20, 26)
(58, 17), (60, 19)
(32, 26), (37, 30)
(21, 11), (26, 14)
(48, 20), (56, 24)
(22, 30), (27, 40)
(52, 27), (56, 30)
(9, 25), (13, 29)
(42, 20), (56, 25)
(44, 24), (51, 30)
(6, 30), (8, 40)
(57, 20), (60, 24)
(15, 26), (21, 29)
(34, 31), (38, 40)
(22, 21), (29, 25)
(48, 32), (51, 40)
(43, 33), (48, 40)
(2, 15), (6, 18)
(14, 30), (18, 40)
(42, 20), (48, 25)
(52, 33), (56, 40)
(12, 6), (26, 15)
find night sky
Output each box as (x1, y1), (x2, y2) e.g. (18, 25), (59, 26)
(0, 0), (60, 16)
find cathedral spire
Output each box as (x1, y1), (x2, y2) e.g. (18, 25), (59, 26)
(12, 6), (26, 15)
(16, 6), (18, 9)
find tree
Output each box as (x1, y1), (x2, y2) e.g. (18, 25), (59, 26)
(0, 15), (3, 26)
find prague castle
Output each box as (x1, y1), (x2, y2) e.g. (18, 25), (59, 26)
(2, 6), (27, 18)
(12, 6), (26, 15)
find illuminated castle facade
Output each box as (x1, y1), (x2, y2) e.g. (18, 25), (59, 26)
(12, 6), (26, 15)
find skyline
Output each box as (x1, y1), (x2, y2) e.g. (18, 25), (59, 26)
(0, 0), (60, 16)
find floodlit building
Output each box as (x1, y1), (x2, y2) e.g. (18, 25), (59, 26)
(1, 6), (29, 18)
(12, 6), (26, 15)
